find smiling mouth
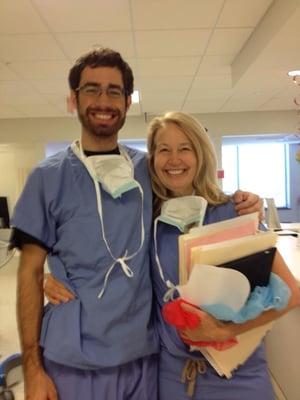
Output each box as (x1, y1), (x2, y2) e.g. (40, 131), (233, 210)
(90, 112), (115, 120)
(87, 107), (119, 121)
(165, 169), (187, 175)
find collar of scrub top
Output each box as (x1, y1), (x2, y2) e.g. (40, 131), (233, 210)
(153, 193), (207, 302)
(71, 140), (145, 299)
(84, 147), (120, 156)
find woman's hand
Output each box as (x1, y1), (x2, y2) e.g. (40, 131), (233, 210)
(44, 273), (75, 305)
(233, 190), (263, 219)
(178, 302), (234, 343)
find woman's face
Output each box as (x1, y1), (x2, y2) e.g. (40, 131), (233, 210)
(153, 122), (198, 197)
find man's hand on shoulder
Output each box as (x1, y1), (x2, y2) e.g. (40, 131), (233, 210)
(233, 190), (264, 220)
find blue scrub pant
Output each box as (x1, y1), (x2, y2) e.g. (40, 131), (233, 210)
(44, 354), (158, 400)
(158, 347), (275, 400)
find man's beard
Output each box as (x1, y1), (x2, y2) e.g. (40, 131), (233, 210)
(78, 106), (126, 138)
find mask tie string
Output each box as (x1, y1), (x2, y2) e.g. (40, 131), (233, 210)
(98, 251), (134, 299)
(71, 140), (145, 300)
(154, 218), (179, 301)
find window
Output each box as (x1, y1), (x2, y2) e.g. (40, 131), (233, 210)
(222, 140), (290, 208)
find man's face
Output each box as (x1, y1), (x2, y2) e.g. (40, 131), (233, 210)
(74, 66), (131, 140)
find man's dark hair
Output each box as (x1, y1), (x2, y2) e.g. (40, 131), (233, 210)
(68, 48), (134, 97)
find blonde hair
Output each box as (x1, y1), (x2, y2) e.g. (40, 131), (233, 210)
(147, 111), (230, 215)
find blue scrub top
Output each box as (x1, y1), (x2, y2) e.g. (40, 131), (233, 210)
(12, 146), (159, 369)
(152, 201), (267, 360)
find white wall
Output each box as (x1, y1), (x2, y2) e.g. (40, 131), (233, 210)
(0, 110), (298, 143)
(0, 109), (299, 221)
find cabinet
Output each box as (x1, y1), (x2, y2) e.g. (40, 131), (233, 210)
(266, 308), (300, 400)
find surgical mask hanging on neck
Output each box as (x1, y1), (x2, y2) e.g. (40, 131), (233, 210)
(153, 195), (207, 300)
(158, 196), (207, 233)
(71, 141), (145, 299)
(86, 154), (140, 199)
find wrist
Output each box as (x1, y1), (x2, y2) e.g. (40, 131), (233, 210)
(22, 347), (44, 376)
(221, 322), (237, 340)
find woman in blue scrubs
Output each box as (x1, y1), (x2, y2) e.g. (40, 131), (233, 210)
(147, 111), (300, 399)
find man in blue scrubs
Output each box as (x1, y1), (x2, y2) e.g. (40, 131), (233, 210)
(12, 49), (158, 400)
(11, 48), (261, 400)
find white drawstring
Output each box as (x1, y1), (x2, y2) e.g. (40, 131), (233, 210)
(98, 251), (134, 299)
(163, 280), (179, 302)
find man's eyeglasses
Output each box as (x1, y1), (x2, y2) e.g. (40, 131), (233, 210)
(76, 84), (124, 99)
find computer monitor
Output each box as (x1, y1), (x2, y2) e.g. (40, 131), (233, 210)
(265, 198), (281, 230)
(0, 197), (10, 228)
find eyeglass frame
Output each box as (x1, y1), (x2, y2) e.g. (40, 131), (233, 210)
(75, 83), (125, 99)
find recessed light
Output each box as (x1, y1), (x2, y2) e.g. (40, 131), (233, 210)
(287, 70), (300, 77)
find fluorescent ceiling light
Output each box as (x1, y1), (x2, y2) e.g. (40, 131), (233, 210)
(132, 90), (140, 103)
(287, 70), (300, 77)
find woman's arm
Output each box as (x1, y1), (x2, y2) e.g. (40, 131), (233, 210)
(44, 274), (75, 305)
(179, 250), (300, 342)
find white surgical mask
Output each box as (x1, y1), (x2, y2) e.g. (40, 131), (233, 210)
(154, 196), (207, 299)
(158, 196), (207, 233)
(71, 140), (145, 299)
(86, 154), (140, 199)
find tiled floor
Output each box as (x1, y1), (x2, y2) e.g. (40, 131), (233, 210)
(0, 253), (24, 399)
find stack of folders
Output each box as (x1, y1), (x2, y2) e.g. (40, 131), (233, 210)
(178, 212), (278, 378)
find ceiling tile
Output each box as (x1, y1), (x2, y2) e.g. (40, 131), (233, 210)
(187, 87), (233, 102)
(217, 0), (273, 27)
(0, 63), (19, 80)
(29, 79), (69, 95)
(192, 74), (232, 90)
(0, 1), (299, 119)
(142, 95), (184, 114)
(0, 81), (49, 106)
(197, 55), (234, 74)
(139, 76), (192, 93)
(56, 32), (136, 60)
(131, 0), (224, 29)
(259, 97), (299, 111)
(41, 93), (70, 114)
(135, 30), (211, 57)
(9, 61), (71, 80)
(182, 99), (224, 113)
(206, 28), (253, 55)
(32, 0), (132, 31)
(0, 34), (66, 62)
(220, 89), (283, 112)
(137, 57), (200, 77)
(0, 0), (48, 34)
(259, 85), (300, 111)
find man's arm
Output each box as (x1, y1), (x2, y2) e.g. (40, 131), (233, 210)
(232, 190), (264, 219)
(17, 244), (58, 400)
